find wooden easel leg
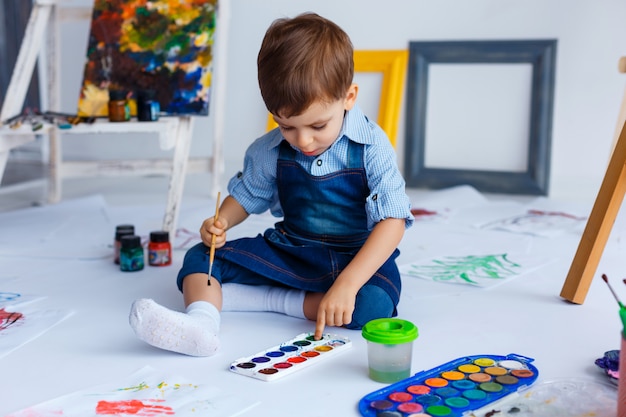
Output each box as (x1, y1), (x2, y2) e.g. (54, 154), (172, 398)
(0, 4), (51, 122)
(560, 121), (626, 304)
(162, 116), (194, 234)
(44, 2), (61, 203)
(611, 85), (626, 155)
(0, 4), (52, 187)
(47, 128), (61, 203)
(0, 151), (8, 184)
(0, 136), (36, 184)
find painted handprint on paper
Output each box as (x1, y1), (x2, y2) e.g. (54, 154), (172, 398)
(96, 399), (174, 416)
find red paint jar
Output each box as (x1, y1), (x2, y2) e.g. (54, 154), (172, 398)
(148, 230), (172, 266)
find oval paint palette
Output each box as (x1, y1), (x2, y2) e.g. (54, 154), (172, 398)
(358, 353), (539, 417)
(471, 378), (617, 416)
(229, 332), (352, 381)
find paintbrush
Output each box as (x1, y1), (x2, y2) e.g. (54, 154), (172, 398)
(207, 191), (221, 286)
(602, 274), (624, 308)
(602, 274), (626, 337)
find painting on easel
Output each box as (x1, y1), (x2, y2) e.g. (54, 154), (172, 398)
(77, 0), (217, 117)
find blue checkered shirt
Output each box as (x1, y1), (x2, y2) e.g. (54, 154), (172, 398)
(228, 104), (413, 230)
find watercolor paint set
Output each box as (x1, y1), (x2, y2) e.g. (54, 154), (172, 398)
(229, 332), (351, 381)
(358, 353), (539, 417)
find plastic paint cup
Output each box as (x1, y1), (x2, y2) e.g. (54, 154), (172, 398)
(362, 318), (418, 383)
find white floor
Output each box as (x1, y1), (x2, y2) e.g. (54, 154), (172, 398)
(0, 173), (622, 416)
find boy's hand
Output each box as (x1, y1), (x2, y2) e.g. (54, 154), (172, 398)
(313, 284), (356, 340)
(200, 216), (227, 249)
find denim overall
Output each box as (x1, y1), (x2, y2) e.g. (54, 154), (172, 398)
(177, 140), (401, 329)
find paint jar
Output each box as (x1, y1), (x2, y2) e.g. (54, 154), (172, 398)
(120, 235), (144, 272)
(362, 318), (418, 383)
(114, 224), (135, 265)
(136, 89), (160, 122)
(108, 89), (130, 122)
(148, 230), (172, 266)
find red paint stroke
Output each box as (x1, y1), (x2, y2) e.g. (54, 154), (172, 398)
(411, 208), (437, 217)
(527, 209), (586, 220)
(0, 308), (24, 331)
(174, 227), (201, 249)
(95, 399), (174, 416)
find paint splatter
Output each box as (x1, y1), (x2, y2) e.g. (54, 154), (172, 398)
(114, 380), (196, 394)
(95, 399), (174, 416)
(480, 209), (587, 237)
(526, 209), (585, 220)
(0, 307), (24, 331)
(174, 227), (201, 249)
(117, 382), (150, 392)
(411, 208), (438, 217)
(404, 254), (521, 285)
(0, 292), (21, 303)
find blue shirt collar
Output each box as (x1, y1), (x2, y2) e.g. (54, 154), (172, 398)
(341, 104), (376, 145)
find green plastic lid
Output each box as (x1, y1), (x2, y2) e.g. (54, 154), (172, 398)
(362, 318), (418, 345)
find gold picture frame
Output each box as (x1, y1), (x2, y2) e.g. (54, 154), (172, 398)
(266, 50), (408, 147)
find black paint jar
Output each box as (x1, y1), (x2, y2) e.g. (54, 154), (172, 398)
(136, 89), (160, 122)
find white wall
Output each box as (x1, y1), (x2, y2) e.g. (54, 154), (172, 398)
(56, 0), (626, 202)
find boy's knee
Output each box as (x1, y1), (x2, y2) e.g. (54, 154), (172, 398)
(177, 243), (212, 291)
(345, 285), (395, 330)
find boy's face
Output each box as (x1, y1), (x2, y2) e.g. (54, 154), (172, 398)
(273, 84), (358, 157)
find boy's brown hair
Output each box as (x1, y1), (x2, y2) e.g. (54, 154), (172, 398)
(257, 13), (354, 119)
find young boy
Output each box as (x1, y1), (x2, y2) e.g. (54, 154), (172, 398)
(129, 12), (413, 356)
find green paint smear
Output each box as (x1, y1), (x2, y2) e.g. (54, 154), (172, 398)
(408, 254), (521, 284)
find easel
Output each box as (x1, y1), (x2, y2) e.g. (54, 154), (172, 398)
(0, 0), (228, 233)
(560, 57), (626, 304)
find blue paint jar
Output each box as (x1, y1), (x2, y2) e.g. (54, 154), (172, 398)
(120, 235), (144, 272)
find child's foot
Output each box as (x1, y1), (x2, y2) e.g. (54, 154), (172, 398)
(129, 298), (219, 357)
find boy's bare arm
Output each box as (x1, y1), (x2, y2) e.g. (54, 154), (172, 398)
(200, 195), (249, 248)
(314, 217), (406, 339)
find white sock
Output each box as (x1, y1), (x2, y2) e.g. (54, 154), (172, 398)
(221, 283), (306, 319)
(186, 300), (221, 328)
(221, 283), (268, 311)
(129, 298), (220, 357)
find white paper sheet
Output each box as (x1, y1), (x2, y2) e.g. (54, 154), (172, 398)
(0, 291), (45, 309)
(0, 195), (112, 260)
(0, 305), (74, 359)
(6, 366), (260, 417)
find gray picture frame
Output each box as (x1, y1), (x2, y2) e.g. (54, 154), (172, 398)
(404, 40), (557, 195)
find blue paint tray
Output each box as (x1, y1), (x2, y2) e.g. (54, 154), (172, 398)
(358, 353), (539, 416)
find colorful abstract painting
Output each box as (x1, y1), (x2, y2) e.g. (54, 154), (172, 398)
(77, 0), (217, 117)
